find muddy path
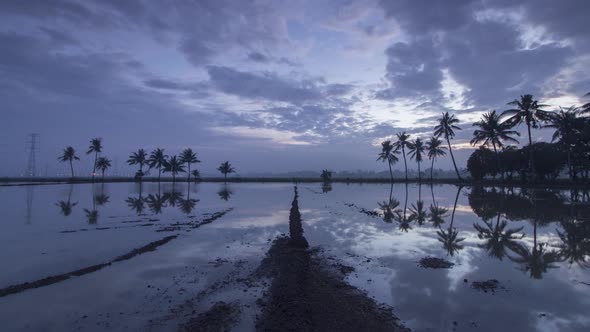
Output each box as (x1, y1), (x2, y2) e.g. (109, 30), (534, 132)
(230, 187), (410, 331)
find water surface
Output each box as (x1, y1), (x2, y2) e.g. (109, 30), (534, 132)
(0, 182), (589, 331)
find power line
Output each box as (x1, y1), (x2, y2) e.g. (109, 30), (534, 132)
(25, 133), (39, 177)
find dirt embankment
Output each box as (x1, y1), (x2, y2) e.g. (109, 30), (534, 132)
(254, 187), (409, 332)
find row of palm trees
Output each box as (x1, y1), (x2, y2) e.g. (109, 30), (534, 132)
(377, 93), (590, 181)
(59, 138), (236, 182)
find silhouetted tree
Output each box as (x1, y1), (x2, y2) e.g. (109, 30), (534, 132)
(163, 155), (185, 183)
(408, 138), (425, 182)
(146, 193), (166, 214)
(434, 112), (462, 179)
(426, 137), (446, 180)
(148, 148), (168, 183)
(217, 161), (235, 181)
(467, 147), (496, 180)
(127, 149), (147, 181)
(320, 169), (332, 182)
(394, 132), (411, 181)
(471, 110), (519, 179)
(545, 106), (585, 180)
(58, 146), (80, 178)
(377, 140), (399, 182)
(86, 138), (103, 179)
(502, 94), (550, 174)
(95, 156), (111, 181)
(179, 148), (200, 183)
(191, 169), (201, 182)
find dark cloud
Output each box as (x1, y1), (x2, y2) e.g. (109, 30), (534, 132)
(207, 66), (329, 103)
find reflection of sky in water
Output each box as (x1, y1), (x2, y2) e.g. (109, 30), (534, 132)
(0, 182), (588, 331)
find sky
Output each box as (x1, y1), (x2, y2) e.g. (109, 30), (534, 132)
(1, 0), (589, 176)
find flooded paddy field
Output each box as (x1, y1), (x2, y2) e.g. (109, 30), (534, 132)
(0, 182), (589, 331)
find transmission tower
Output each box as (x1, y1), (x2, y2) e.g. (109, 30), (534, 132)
(25, 133), (40, 177)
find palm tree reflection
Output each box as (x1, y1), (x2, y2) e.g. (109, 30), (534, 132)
(146, 193), (166, 214)
(437, 186), (465, 256)
(556, 218), (590, 268)
(179, 183), (199, 215)
(218, 184), (233, 201)
(126, 182), (145, 215)
(474, 212), (524, 260)
(56, 184), (77, 217)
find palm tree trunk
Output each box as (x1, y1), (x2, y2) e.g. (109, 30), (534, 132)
(567, 149), (572, 180)
(450, 186), (461, 228)
(187, 163), (191, 182)
(430, 158), (435, 181)
(446, 138), (461, 180)
(418, 161), (421, 182)
(70, 160), (74, 178)
(93, 152), (98, 180)
(402, 146), (408, 181)
(224, 173), (227, 182)
(388, 161), (393, 183)
(102, 170), (105, 182)
(526, 122), (534, 175)
(158, 169), (161, 183)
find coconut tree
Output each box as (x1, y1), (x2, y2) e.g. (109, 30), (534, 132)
(394, 132), (411, 181)
(428, 184), (448, 227)
(163, 155), (185, 183)
(58, 146), (80, 178)
(86, 138), (103, 179)
(146, 193), (166, 214)
(434, 112), (462, 179)
(148, 148), (168, 183)
(320, 169), (332, 182)
(217, 161), (235, 181)
(471, 110), (520, 179)
(191, 169), (201, 182)
(179, 148), (200, 182)
(408, 138), (425, 182)
(545, 106), (584, 180)
(95, 157), (111, 181)
(501, 94), (550, 173)
(377, 140), (400, 182)
(127, 149), (147, 181)
(426, 137), (446, 181)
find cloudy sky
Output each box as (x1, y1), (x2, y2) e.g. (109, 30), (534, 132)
(1, 0), (589, 176)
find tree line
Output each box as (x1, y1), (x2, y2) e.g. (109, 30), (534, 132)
(377, 93), (590, 182)
(58, 138), (236, 182)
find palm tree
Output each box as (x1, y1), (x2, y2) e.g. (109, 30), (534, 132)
(408, 138), (425, 182)
(127, 149), (147, 181)
(378, 196), (400, 224)
(434, 112), (462, 179)
(179, 148), (200, 182)
(471, 110), (520, 179)
(501, 94), (550, 173)
(426, 137), (446, 181)
(217, 161), (235, 181)
(377, 140), (400, 182)
(320, 169), (332, 182)
(163, 155), (185, 183)
(58, 146), (80, 178)
(191, 169), (201, 182)
(508, 220), (560, 279)
(545, 106), (584, 180)
(394, 132), (411, 181)
(148, 148), (168, 183)
(95, 157), (111, 181)
(86, 138), (103, 179)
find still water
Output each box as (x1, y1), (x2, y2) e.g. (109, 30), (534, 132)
(0, 182), (589, 331)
